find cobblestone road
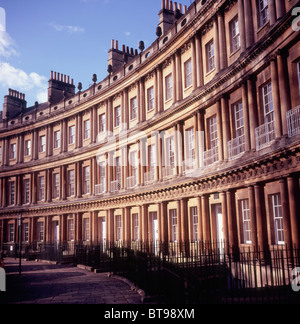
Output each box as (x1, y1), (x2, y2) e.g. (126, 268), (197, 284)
(0, 258), (143, 304)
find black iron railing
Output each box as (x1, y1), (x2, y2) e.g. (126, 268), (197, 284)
(1, 240), (300, 304)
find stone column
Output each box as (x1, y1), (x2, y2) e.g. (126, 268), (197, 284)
(193, 113), (200, 169)
(247, 76), (258, 150)
(221, 95), (230, 160)
(276, 0), (286, 19)
(244, 0), (254, 48)
(248, 185), (258, 248)
(220, 192), (229, 247)
(254, 184), (268, 250)
(287, 177), (300, 247)
(191, 36), (197, 91)
(226, 190), (238, 250)
(270, 57), (282, 138)
(277, 50), (290, 136)
(238, 0), (246, 52)
(213, 16), (220, 73)
(269, 0), (277, 25)
(172, 54), (177, 104)
(201, 194), (211, 243)
(180, 198), (189, 243)
(157, 64), (164, 113)
(280, 178), (292, 248)
(195, 33), (203, 88)
(242, 81), (251, 152)
(197, 196), (203, 242)
(216, 100), (223, 161)
(218, 10), (227, 70)
(175, 50), (182, 101)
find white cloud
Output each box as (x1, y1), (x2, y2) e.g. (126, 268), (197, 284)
(124, 31), (131, 36)
(49, 22), (85, 34)
(0, 62), (48, 103)
(0, 31), (18, 58)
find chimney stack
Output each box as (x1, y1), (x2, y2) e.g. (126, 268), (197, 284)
(3, 88), (27, 120)
(107, 39), (137, 74)
(48, 71), (75, 105)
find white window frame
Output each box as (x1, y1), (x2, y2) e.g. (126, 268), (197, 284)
(262, 82), (274, 123)
(39, 135), (46, 153)
(114, 106), (121, 127)
(186, 128), (195, 165)
(68, 170), (75, 197)
(68, 219), (75, 242)
(9, 224), (14, 242)
(9, 181), (15, 206)
(99, 114), (106, 133)
(25, 140), (31, 156)
(10, 143), (16, 160)
(116, 215), (122, 242)
(132, 213), (139, 242)
(69, 126), (75, 145)
(206, 40), (215, 73)
(83, 218), (90, 241)
(53, 173), (60, 199)
(54, 130), (61, 149)
(241, 199), (252, 244)
(166, 136), (175, 169)
(230, 16), (240, 53)
(100, 161), (106, 191)
(24, 223), (29, 242)
(191, 207), (199, 242)
(258, 0), (269, 27)
(271, 194), (285, 245)
(130, 97), (138, 120)
(83, 119), (91, 140)
(24, 179), (30, 204)
(184, 58), (193, 89)
(37, 222), (44, 242)
(147, 86), (155, 112)
(165, 74), (173, 101)
(38, 176), (45, 201)
(83, 166), (90, 194)
(208, 115), (218, 149)
(170, 209), (178, 242)
(233, 101), (244, 137)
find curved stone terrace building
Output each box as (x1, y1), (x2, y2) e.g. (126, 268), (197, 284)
(0, 0), (299, 254)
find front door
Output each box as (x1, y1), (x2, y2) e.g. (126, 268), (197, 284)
(215, 204), (224, 254)
(100, 218), (106, 250)
(151, 212), (159, 255)
(53, 221), (59, 247)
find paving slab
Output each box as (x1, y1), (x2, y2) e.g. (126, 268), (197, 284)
(0, 258), (143, 305)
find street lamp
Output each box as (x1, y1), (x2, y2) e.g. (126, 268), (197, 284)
(18, 213), (22, 276)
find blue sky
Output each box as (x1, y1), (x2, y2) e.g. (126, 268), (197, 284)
(0, 0), (191, 109)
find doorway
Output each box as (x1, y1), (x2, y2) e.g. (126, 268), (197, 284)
(53, 221), (59, 247)
(100, 218), (106, 251)
(215, 204), (224, 254)
(150, 212), (159, 255)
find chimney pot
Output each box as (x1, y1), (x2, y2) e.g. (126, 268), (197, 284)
(67, 75), (70, 84)
(115, 40), (119, 50)
(184, 5), (187, 13)
(111, 39), (115, 49)
(51, 71), (53, 79)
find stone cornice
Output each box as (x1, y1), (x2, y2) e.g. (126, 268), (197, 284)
(2, 142), (299, 218)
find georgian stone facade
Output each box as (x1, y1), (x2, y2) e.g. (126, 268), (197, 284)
(0, 0), (299, 251)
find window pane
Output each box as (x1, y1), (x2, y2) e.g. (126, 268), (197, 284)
(272, 194), (284, 245)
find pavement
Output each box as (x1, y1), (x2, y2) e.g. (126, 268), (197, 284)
(0, 258), (144, 304)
